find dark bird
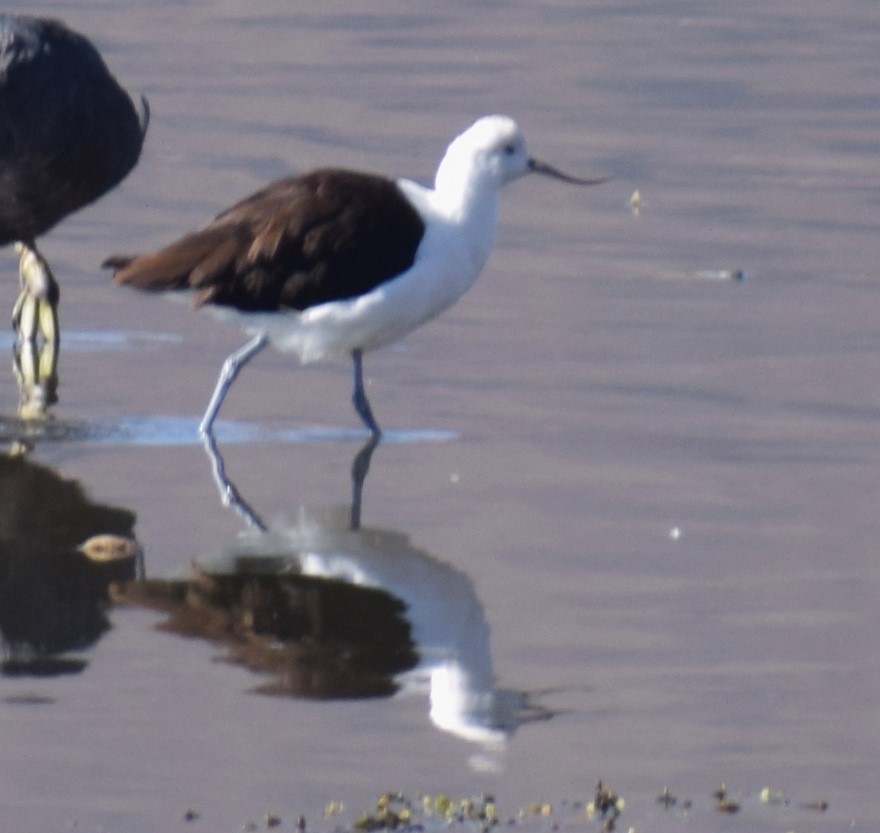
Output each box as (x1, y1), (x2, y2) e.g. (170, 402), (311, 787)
(104, 115), (605, 438)
(0, 14), (149, 345)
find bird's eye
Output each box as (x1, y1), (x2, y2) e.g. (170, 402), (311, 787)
(503, 143), (517, 155)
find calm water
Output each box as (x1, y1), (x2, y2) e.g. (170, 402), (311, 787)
(2, 1), (879, 831)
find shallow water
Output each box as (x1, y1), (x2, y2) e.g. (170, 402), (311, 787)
(2, 1), (879, 831)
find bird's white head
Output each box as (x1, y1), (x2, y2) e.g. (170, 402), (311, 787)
(436, 115), (530, 191)
(435, 114), (608, 198)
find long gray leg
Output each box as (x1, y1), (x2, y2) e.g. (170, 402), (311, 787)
(199, 333), (268, 437)
(351, 349), (381, 438)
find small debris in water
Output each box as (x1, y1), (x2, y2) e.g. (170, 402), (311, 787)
(656, 786), (677, 808)
(588, 781), (624, 832)
(629, 190), (642, 215)
(759, 787), (787, 805)
(712, 784), (739, 814)
(691, 269), (748, 282)
(247, 785), (835, 833)
(355, 793), (414, 831)
(183, 808), (200, 822)
(324, 801), (344, 818)
(668, 526), (682, 541)
(424, 794), (453, 818)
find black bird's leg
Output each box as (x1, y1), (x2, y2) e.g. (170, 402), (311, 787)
(11, 243), (60, 418)
(13, 242), (60, 348)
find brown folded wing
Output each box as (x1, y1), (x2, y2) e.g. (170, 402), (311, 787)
(105, 169), (425, 313)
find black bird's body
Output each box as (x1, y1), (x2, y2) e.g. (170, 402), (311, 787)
(0, 14), (148, 344)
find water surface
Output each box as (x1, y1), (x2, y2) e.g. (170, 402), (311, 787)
(2, 1), (879, 831)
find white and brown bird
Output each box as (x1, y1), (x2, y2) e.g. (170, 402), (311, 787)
(0, 14), (149, 344)
(104, 115), (604, 438)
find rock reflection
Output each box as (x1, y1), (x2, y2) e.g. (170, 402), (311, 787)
(0, 453), (140, 675)
(116, 440), (543, 747)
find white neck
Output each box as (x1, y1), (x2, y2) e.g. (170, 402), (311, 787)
(432, 147), (501, 270)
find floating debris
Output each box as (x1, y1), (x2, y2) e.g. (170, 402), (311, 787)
(691, 269), (748, 282)
(759, 787), (787, 805)
(297, 784), (831, 833)
(324, 801), (344, 818)
(183, 808), (200, 822)
(423, 794), (453, 819)
(352, 793), (510, 833)
(656, 786), (677, 808)
(266, 812), (282, 828)
(629, 190), (642, 215)
(712, 784), (739, 814)
(355, 793), (414, 831)
(587, 781), (624, 832)
(525, 801), (553, 817)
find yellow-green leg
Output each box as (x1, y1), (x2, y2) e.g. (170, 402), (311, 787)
(11, 242), (60, 419)
(13, 242), (60, 348)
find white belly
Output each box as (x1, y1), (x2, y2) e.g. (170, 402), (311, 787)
(226, 221), (488, 363)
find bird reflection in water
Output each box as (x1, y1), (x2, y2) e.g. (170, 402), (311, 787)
(120, 545), (417, 701)
(0, 453), (141, 676)
(115, 438), (549, 749)
(202, 432), (379, 532)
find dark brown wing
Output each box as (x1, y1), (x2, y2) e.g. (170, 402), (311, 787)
(104, 168), (426, 313)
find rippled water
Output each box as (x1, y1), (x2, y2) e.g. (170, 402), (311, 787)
(2, 1), (879, 831)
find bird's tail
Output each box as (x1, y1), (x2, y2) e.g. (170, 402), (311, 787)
(102, 226), (242, 297)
